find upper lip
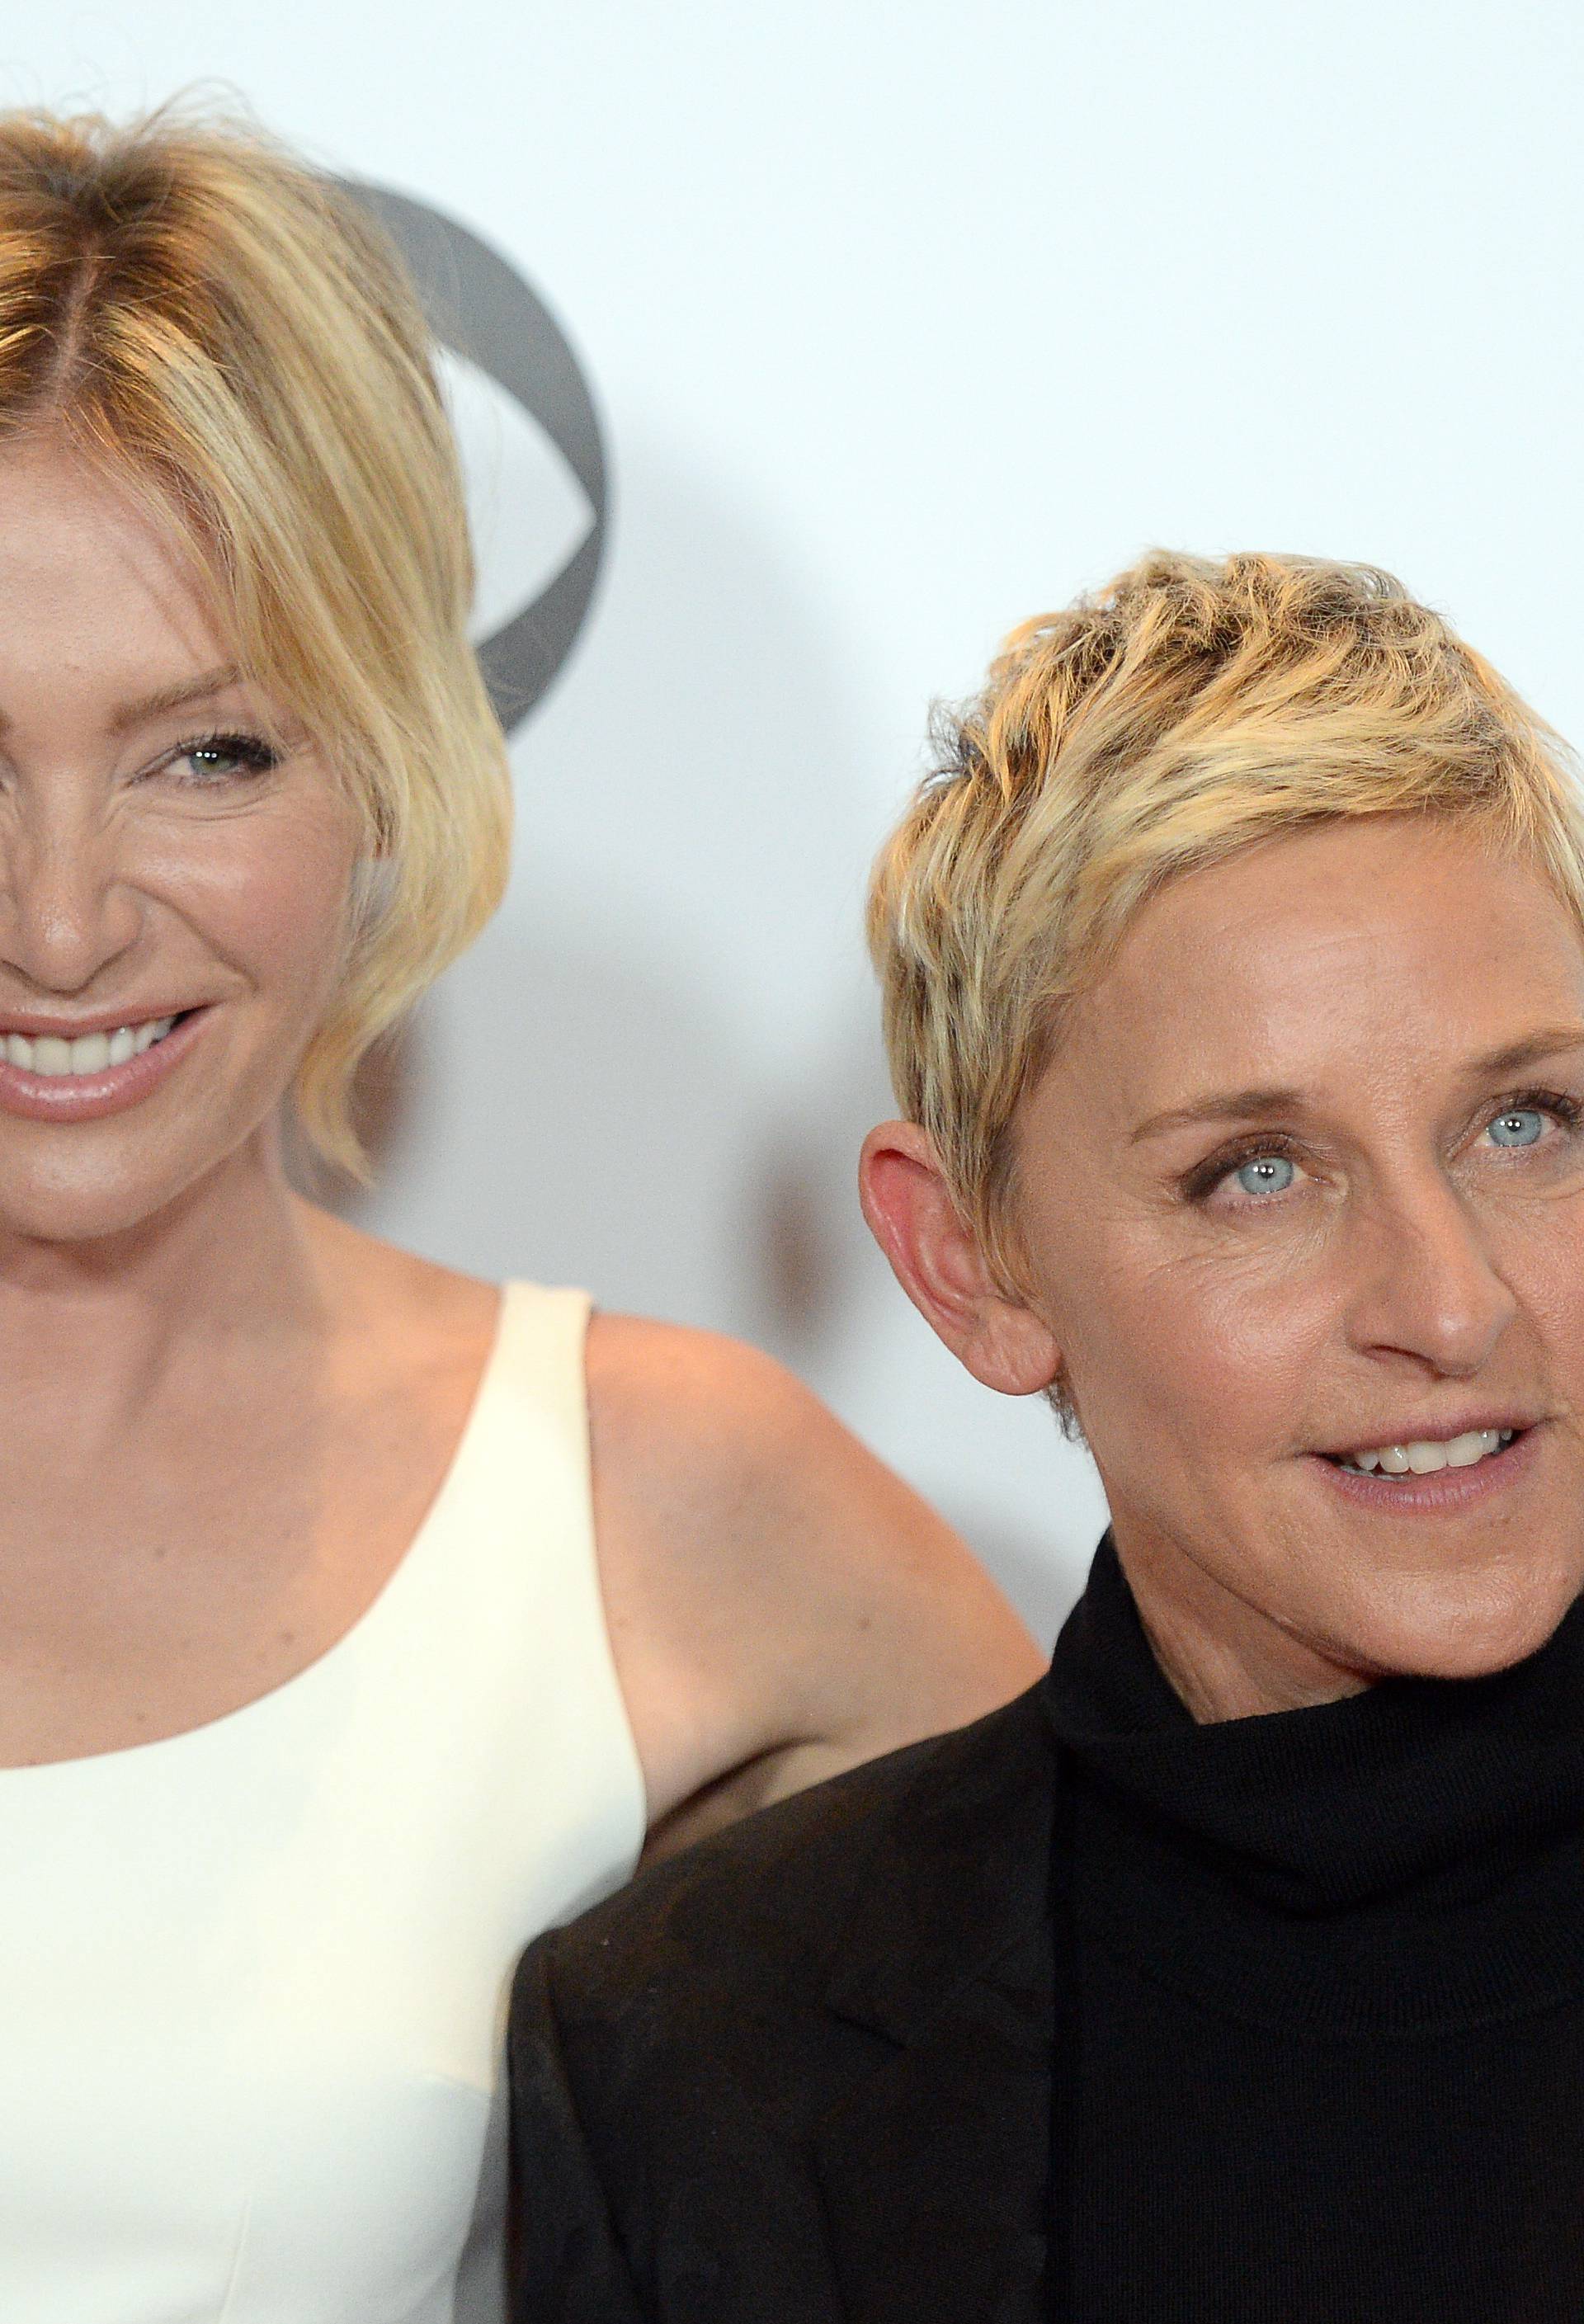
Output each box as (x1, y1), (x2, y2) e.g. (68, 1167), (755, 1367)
(1316, 1409), (1540, 1458)
(0, 1004), (198, 1039)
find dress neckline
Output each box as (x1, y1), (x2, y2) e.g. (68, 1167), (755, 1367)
(0, 1285), (513, 1780)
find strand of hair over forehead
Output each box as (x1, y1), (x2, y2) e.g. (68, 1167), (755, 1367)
(0, 101), (512, 1177)
(870, 549), (1584, 1272)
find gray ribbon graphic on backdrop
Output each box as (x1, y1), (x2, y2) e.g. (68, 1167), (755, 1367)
(351, 182), (608, 733)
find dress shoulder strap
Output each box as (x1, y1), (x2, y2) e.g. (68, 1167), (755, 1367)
(420, 1292), (641, 1850)
(487, 1281), (594, 1454)
(447, 1280), (598, 1596)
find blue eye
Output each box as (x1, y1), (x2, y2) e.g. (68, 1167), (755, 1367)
(1488, 1108), (1544, 1148)
(1234, 1153), (1295, 1197)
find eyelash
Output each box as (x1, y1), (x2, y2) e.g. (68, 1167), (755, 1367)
(164, 728), (281, 785)
(1183, 1086), (1584, 1206)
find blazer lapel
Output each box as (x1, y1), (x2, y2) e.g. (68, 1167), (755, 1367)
(808, 1689), (1059, 2323)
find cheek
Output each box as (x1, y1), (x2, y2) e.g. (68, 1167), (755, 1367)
(151, 809), (361, 998)
(1052, 1220), (1332, 1466)
(1492, 1200), (1584, 1386)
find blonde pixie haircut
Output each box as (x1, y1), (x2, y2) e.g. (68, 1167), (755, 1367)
(0, 105), (511, 1172)
(870, 549), (1584, 1285)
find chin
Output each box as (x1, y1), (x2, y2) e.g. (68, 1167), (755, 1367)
(0, 1150), (216, 1248)
(1349, 1560), (1584, 1685)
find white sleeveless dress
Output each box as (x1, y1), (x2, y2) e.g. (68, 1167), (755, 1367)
(0, 1282), (646, 2322)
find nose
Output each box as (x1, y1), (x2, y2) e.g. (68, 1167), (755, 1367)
(1344, 1169), (1518, 1379)
(0, 801), (142, 998)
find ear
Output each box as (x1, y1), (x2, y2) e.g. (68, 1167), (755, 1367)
(859, 1121), (1063, 1397)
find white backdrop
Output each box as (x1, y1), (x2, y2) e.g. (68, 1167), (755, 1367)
(2, 2), (1579, 1641)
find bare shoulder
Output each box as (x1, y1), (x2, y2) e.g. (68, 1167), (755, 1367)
(586, 1311), (851, 1500)
(587, 1313), (1044, 1848)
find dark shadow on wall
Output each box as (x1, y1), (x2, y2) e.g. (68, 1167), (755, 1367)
(738, 995), (894, 1369)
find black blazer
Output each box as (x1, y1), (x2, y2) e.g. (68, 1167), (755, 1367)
(507, 1681), (1057, 2322)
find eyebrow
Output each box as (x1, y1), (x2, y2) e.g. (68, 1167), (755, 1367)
(0, 664), (249, 743)
(1129, 1025), (1584, 1145)
(106, 664), (246, 736)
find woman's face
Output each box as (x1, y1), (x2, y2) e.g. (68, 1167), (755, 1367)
(1013, 815), (1584, 1710)
(0, 435), (361, 1247)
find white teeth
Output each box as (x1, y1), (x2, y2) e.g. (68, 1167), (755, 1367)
(1444, 1431), (1492, 1469)
(1, 1014), (178, 1078)
(1340, 1426), (1511, 1478)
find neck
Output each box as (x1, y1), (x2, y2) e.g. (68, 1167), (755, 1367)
(0, 1124), (333, 1437)
(1113, 1526), (1373, 1723)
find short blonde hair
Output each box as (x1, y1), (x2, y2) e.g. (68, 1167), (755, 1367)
(0, 103), (512, 1172)
(870, 549), (1584, 1280)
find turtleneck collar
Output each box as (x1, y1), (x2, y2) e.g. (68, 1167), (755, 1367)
(1042, 1534), (1584, 2032)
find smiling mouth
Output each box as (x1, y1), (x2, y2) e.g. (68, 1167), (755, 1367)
(0, 1011), (190, 1078)
(1328, 1427), (1520, 1479)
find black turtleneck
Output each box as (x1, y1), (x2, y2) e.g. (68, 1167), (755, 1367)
(1043, 1534), (1584, 2322)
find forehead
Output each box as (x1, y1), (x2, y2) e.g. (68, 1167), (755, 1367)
(0, 434), (224, 683)
(1057, 818), (1584, 1118)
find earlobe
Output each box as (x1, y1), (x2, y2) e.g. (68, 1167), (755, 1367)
(858, 1121), (1063, 1397)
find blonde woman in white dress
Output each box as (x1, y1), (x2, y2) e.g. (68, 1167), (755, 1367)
(0, 109), (1040, 2321)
